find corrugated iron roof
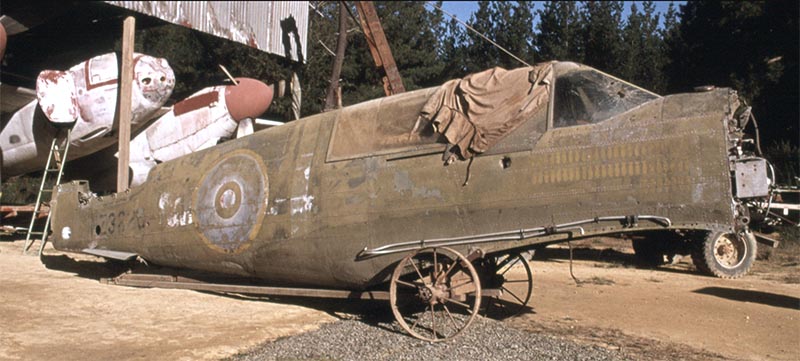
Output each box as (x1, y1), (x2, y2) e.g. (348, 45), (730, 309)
(106, 1), (308, 63)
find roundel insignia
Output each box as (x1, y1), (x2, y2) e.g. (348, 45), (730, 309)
(194, 150), (268, 253)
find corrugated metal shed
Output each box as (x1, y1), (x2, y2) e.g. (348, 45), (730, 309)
(106, 1), (308, 62)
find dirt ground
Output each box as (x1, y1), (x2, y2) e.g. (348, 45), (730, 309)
(512, 238), (800, 361)
(0, 237), (798, 361)
(0, 239), (336, 361)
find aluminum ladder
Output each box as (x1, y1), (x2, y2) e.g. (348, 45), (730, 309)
(23, 130), (70, 256)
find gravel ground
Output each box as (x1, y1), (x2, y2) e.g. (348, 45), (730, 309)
(227, 314), (632, 361)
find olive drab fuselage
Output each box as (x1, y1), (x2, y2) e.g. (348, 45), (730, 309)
(51, 62), (759, 289)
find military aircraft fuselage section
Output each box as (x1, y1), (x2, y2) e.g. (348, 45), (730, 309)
(51, 70), (743, 289)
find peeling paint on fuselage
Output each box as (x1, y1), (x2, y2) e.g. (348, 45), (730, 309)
(393, 170), (443, 200)
(158, 193), (193, 227)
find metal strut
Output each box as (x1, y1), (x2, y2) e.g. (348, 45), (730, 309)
(23, 129), (71, 257)
(357, 215), (672, 259)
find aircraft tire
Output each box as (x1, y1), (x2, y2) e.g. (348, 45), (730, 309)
(691, 231), (756, 279)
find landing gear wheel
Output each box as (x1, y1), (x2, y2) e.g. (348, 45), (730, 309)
(389, 247), (481, 342)
(479, 253), (533, 319)
(692, 231), (756, 279)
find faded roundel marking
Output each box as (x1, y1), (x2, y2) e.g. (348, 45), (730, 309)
(195, 150), (268, 253)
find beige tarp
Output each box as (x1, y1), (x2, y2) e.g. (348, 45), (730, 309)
(420, 62), (554, 162)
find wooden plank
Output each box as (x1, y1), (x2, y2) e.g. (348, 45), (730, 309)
(355, 1), (405, 95)
(355, 3), (382, 68)
(116, 16), (135, 193)
(107, 276), (391, 300)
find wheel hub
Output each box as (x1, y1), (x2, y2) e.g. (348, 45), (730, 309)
(418, 286), (434, 302)
(420, 284), (449, 305)
(713, 234), (744, 268)
(489, 274), (505, 288)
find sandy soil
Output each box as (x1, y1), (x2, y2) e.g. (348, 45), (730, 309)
(0, 240), (336, 361)
(0, 237), (797, 361)
(509, 240), (800, 361)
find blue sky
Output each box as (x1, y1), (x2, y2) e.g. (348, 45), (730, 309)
(437, 1), (684, 28)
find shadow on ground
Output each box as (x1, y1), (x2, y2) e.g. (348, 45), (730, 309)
(692, 286), (800, 310)
(533, 246), (636, 264)
(532, 246), (699, 277)
(41, 254), (130, 279)
(36, 250), (533, 338)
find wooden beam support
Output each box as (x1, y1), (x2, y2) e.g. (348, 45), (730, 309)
(116, 16), (135, 193)
(355, 1), (405, 96)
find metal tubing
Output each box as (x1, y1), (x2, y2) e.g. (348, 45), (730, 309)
(358, 214), (672, 258)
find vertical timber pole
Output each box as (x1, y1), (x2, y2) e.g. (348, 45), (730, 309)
(117, 16), (135, 193)
(324, 3), (348, 112)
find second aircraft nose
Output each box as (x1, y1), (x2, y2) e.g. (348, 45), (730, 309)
(224, 78), (273, 121)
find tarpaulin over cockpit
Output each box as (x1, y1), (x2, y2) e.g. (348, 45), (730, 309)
(420, 62), (554, 162)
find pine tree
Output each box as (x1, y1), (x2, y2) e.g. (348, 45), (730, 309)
(580, 1), (624, 76)
(638, 1), (667, 93)
(464, 1), (498, 72)
(620, 3), (644, 83)
(460, 1), (537, 71)
(301, 1), (444, 113)
(301, 1), (341, 116)
(536, 1), (584, 62)
(660, 2), (680, 93)
(438, 16), (469, 79)
(667, 1), (798, 148)
(496, 1), (537, 68)
(620, 1), (666, 93)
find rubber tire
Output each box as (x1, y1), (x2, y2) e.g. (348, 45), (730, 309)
(631, 239), (666, 266)
(691, 231), (756, 279)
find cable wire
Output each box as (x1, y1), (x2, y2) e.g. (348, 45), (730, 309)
(425, 1), (532, 67)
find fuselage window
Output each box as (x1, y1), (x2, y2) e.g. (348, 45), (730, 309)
(87, 55), (116, 88)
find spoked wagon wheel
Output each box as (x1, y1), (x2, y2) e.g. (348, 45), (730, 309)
(389, 247), (481, 342)
(478, 253), (533, 319)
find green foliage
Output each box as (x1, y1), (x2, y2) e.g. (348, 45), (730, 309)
(666, 1), (798, 149)
(0, 176), (43, 205)
(302, 1), (445, 114)
(301, 1), (341, 116)
(438, 16), (469, 79)
(536, 1), (584, 62)
(764, 141), (800, 187)
(462, 1), (536, 72)
(620, 1), (667, 93)
(580, 1), (624, 76)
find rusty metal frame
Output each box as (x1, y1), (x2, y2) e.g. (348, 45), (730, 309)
(357, 215), (672, 259)
(1, 205), (49, 219)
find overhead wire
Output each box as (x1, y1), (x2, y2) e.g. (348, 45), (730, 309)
(424, 1), (532, 67)
(308, 2), (337, 57)
(313, 1), (532, 67)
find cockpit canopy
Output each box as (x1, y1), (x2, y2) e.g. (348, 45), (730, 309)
(552, 62), (660, 128)
(326, 62), (661, 162)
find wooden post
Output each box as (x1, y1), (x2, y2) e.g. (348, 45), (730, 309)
(116, 16), (135, 193)
(324, 3), (348, 112)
